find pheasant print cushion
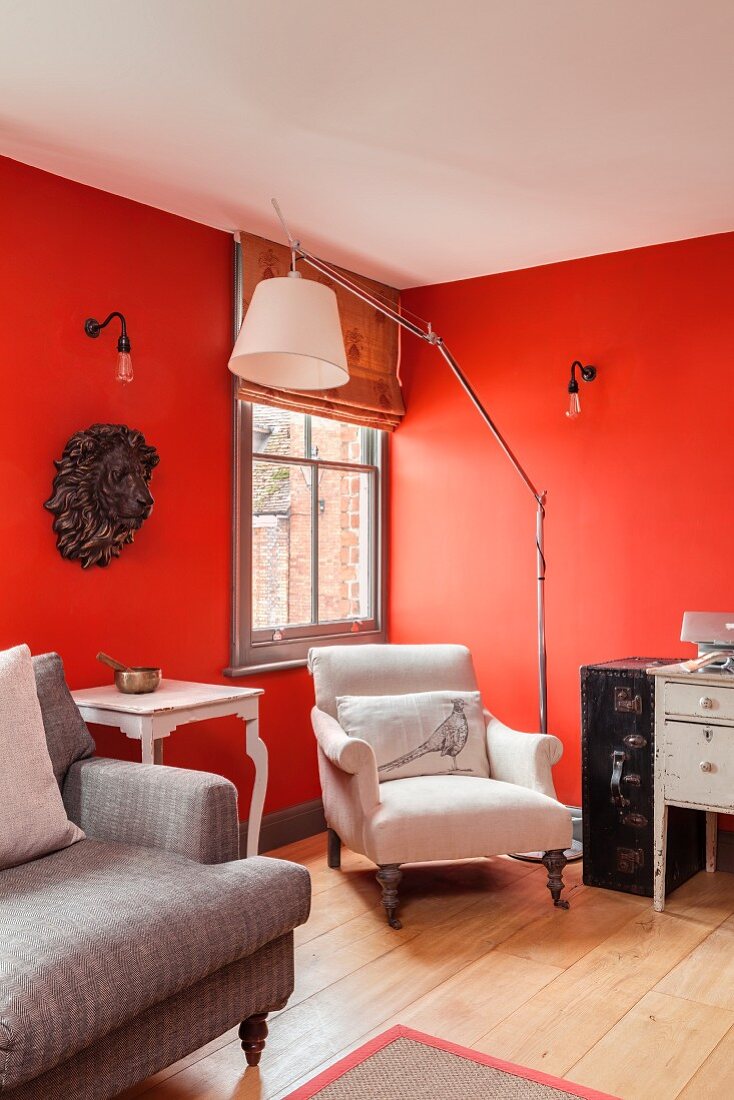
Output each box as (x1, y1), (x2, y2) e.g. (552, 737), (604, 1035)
(336, 691), (490, 782)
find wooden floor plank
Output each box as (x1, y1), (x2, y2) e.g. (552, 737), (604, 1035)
(297, 853), (542, 947)
(472, 906), (718, 1077)
(676, 1025), (734, 1099)
(496, 878), (645, 969)
(292, 923), (421, 1007)
(293, 846), (376, 897)
(379, 950), (564, 1046)
(655, 914), (734, 1010)
(566, 991), (734, 1100)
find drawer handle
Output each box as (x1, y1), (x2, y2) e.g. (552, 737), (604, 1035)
(700, 761), (712, 772)
(700, 696), (714, 710)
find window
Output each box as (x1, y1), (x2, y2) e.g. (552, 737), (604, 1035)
(228, 401), (387, 673)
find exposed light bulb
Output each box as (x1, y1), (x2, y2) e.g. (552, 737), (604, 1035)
(85, 314), (134, 383)
(116, 351), (133, 384)
(565, 361), (597, 420)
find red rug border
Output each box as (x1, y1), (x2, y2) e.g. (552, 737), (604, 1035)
(284, 1024), (619, 1099)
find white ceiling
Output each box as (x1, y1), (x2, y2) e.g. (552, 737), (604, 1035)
(2, 1), (733, 288)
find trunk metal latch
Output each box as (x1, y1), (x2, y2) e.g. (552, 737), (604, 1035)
(617, 847), (645, 873)
(615, 687), (643, 714)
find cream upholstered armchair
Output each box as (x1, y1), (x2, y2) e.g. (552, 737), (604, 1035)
(308, 643), (572, 929)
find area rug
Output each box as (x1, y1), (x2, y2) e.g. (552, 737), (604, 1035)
(284, 1025), (618, 1099)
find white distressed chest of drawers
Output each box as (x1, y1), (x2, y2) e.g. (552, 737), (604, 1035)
(651, 664), (734, 911)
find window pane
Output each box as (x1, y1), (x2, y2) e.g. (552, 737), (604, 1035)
(310, 413), (363, 464)
(252, 405), (307, 459)
(317, 469), (373, 623)
(252, 461), (312, 630)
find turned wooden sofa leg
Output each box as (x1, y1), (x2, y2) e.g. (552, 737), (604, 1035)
(376, 864), (402, 929)
(239, 1012), (269, 1067)
(542, 849), (570, 909)
(327, 828), (342, 869)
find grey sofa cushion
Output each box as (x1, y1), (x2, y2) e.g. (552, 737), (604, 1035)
(32, 653), (94, 788)
(0, 839), (311, 1092)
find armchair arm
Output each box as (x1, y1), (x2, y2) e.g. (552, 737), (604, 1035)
(485, 715), (563, 798)
(63, 757), (239, 864)
(311, 706), (380, 813)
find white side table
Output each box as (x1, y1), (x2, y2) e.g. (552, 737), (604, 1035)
(71, 679), (267, 858)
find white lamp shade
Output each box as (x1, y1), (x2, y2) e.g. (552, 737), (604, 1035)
(228, 275), (349, 391)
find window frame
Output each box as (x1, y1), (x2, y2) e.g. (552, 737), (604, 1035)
(225, 399), (388, 676)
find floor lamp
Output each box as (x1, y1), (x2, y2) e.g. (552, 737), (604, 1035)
(229, 202), (549, 735)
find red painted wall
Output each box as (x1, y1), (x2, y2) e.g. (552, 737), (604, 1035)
(394, 232), (734, 806)
(0, 156), (320, 817)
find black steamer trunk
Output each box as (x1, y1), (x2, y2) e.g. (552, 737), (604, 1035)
(581, 658), (705, 896)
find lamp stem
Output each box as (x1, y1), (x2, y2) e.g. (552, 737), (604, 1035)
(296, 243), (548, 732)
(536, 494), (548, 735)
(436, 341), (548, 734)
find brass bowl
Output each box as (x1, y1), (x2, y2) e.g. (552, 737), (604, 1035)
(113, 667), (162, 694)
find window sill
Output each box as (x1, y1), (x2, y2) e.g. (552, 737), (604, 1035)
(225, 628), (387, 677)
(223, 658), (309, 677)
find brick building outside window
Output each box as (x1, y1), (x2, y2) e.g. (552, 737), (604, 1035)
(229, 402), (387, 673)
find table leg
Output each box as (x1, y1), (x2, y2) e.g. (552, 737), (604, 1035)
(154, 738), (164, 765)
(706, 811), (718, 872)
(243, 715), (268, 858)
(139, 717), (155, 766)
(653, 801), (668, 912)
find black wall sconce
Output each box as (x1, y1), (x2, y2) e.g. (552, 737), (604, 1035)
(84, 311), (133, 383)
(566, 360), (597, 419)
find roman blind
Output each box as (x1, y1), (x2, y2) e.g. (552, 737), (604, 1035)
(235, 232), (405, 431)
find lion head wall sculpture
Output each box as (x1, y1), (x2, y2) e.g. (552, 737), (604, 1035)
(44, 423), (160, 568)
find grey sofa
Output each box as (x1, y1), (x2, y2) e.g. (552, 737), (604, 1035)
(0, 654), (311, 1100)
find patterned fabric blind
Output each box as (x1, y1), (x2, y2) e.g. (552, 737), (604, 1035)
(235, 232), (405, 431)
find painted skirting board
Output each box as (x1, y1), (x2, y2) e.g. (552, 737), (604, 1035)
(240, 797), (326, 855)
